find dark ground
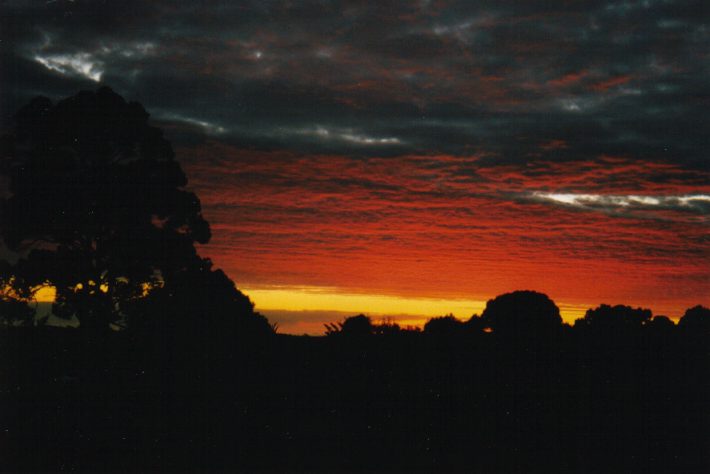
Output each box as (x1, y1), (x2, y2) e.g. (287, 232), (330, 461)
(1, 327), (707, 473)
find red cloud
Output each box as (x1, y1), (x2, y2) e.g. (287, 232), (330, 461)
(589, 75), (633, 91)
(547, 71), (588, 88)
(180, 143), (709, 320)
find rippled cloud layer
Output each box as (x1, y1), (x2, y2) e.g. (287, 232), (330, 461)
(1, 0), (708, 320)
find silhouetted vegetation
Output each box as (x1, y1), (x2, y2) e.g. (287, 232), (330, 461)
(481, 290), (562, 339)
(679, 304), (710, 336)
(325, 313), (374, 336)
(372, 317), (403, 336)
(423, 313), (465, 336)
(575, 303), (652, 333)
(1, 90), (708, 473)
(0, 87), (267, 338)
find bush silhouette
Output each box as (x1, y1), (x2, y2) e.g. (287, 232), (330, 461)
(647, 315), (674, 331)
(574, 304), (652, 334)
(481, 290), (562, 338)
(325, 314), (373, 336)
(423, 314), (465, 336)
(678, 305), (710, 336)
(127, 257), (272, 340)
(373, 318), (402, 336)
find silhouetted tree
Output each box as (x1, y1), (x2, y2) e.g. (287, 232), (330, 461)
(678, 305), (710, 336)
(373, 317), (401, 336)
(126, 257), (272, 340)
(481, 290), (562, 338)
(423, 314), (464, 336)
(0, 88), (263, 334)
(647, 315), (674, 330)
(574, 304), (652, 334)
(325, 314), (373, 337)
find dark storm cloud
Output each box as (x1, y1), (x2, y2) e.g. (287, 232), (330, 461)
(2, 0), (708, 166)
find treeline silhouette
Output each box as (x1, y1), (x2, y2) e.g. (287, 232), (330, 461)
(1, 89), (708, 473)
(2, 295), (708, 472)
(325, 292), (710, 340)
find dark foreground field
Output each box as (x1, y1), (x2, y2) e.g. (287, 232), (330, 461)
(1, 327), (708, 473)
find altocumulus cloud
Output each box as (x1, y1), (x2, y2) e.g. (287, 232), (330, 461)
(1, 0), (707, 163)
(528, 192), (710, 220)
(1, 0), (708, 320)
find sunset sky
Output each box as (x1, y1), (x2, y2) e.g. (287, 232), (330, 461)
(1, 1), (708, 333)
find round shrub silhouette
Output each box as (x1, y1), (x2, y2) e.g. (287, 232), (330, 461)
(679, 305), (710, 336)
(575, 304), (652, 332)
(481, 290), (562, 337)
(423, 314), (465, 336)
(340, 314), (374, 336)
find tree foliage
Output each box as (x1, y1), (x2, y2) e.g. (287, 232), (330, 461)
(574, 304), (652, 334)
(481, 290), (562, 337)
(423, 314), (465, 336)
(678, 305), (710, 335)
(325, 314), (374, 337)
(0, 88), (265, 334)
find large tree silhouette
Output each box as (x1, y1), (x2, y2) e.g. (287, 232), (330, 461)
(0, 88), (262, 333)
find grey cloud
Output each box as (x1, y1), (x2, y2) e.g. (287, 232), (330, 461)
(524, 192), (710, 221)
(1, 0), (707, 167)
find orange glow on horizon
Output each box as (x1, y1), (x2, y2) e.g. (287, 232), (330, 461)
(25, 284), (685, 335)
(184, 146), (708, 335)
(245, 286), (488, 318)
(245, 285), (590, 334)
